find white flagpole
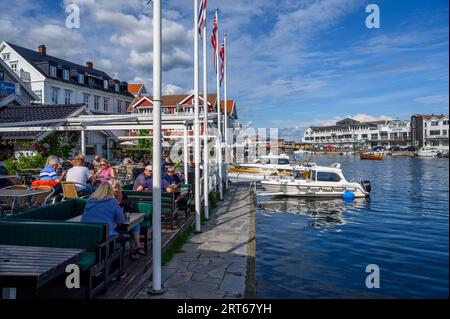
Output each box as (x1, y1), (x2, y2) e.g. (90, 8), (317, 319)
(194, 0), (201, 232)
(215, 8), (223, 200)
(223, 33), (229, 190)
(202, 6), (210, 220)
(149, 0), (164, 295)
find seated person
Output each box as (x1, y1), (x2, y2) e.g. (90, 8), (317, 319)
(133, 165), (174, 193)
(92, 155), (101, 169)
(65, 157), (92, 196)
(94, 158), (116, 185)
(38, 155), (65, 193)
(112, 180), (145, 259)
(74, 154), (94, 174)
(81, 182), (125, 238)
(163, 167), (182, 189)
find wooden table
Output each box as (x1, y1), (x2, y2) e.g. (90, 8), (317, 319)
(68, 213), (145, 232)
(0, 244), (85, 299)
(0, 189), (50, 213)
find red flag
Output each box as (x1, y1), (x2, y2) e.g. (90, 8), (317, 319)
(210, 14), (218, 71)
(198, 0), (207, 35)
(219, 40), (225, 85)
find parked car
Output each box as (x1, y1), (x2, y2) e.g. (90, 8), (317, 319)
(401, 146), (416, 152)
(389, 145), (401, 151)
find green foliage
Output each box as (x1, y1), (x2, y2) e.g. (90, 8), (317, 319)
(162, 225), (193, 265)
(42, 132), (78, 159)
(137, 129), (153, 151)
(3, 154), (46, 174)
(209, 191), (220, 210)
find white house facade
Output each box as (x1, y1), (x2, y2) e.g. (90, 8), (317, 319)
(411, 114), (449, 151)
(0, 41), (135, 159)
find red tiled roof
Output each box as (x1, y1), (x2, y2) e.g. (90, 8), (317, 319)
(415, 114), (448, 120)
(128, 84), (144, 95)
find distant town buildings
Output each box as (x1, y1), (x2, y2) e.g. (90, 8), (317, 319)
(302, 118), (411, 149)
(411, 114), (449, 150)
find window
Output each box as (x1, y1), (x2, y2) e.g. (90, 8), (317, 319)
(64, 90), (72, 104)
(115, 83), (120, 92)
(83, 93), (90, 105)
(78, 74), (84, 84)
(2, 53), (10, 61)
(103, 80), (108, 90)
(10, 62), (18, 72)
(443, 130), (448, 136)
(51, 87), (59, 104)
(94, 96), (100, 110)
(431, 121), (439, 126)
(443, 120), (449, 125)
(371, 134), (378, 140)
(63, 70), (69, 81)
(49, 66), (57, 77)
(316, 172), (341, 182)
(117, 100), (122, 113)
(33, 90), (42, 103)
(103, 97), (109, 111)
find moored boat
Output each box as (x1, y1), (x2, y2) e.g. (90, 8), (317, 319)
(260, 163), (371, 198)
(417, 147), (440, 157)
(359, 151), (384, 160)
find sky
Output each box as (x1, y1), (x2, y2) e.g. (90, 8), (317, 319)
(0, 0), (448, 139)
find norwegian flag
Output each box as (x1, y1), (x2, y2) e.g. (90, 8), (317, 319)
(219, 40), (225, 85)
(198, 0), (207, 35)
(211, 14), (218, 71)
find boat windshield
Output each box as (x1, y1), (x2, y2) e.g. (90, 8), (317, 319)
(277, 158), (290, 165)
(315, 171), (342, 182)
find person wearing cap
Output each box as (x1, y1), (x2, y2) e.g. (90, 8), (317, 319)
(133, 165), (174, 192)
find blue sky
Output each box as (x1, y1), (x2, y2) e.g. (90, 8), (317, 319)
(0, 0), (448, 138)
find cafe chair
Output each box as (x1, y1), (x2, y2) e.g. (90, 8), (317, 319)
(61, 182), (92, 201)
(31, 185), (55, 207)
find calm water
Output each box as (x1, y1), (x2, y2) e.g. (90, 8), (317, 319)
(255, 155), (449, 298)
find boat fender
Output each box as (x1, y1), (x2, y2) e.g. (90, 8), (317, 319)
(343, 190), (355, 200)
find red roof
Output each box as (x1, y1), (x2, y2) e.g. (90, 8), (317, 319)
(127, 84), (144, 95)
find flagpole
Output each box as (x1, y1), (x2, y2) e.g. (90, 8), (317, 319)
(149, 0), (164, 295)
(215, 8), (223, 200)
(202, 6), (210, 220)
(223, 33), (229, 190)
(194, 0), (201, 233)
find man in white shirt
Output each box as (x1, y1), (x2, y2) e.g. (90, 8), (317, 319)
(66, 157), (93, 195)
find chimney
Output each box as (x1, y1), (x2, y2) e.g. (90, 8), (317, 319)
(37, 45), (46, 55)
(85, 61), (93, 69)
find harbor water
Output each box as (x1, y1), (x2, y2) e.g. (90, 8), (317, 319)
(255, 155), (449, 298)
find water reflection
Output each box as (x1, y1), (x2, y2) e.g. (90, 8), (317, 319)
(258, 197), (370, 228)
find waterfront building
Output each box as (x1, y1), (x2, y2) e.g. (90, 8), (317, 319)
(127, 93), (238, 137)
(0, 41), (135, 159)
(0, 57), (38, 107)
(302, 118), (411, 149)
(411, 114), (449, 151)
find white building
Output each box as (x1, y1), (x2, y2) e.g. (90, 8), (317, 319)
(302, 118), (411, 149)
(411, 114), (449, 151)
(0, 42), (136, 159)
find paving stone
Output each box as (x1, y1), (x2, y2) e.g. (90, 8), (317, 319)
(170, 252), (200, 262)
(164, 261), (190, 271)
(164, 271), (193, 288)
(207, 265), (228, 279)
(162, 267), (178, 281)
(220, 273), (246, 295)
(187, 263), (217, 274)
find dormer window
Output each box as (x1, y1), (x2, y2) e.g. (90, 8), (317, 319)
(78, 74), (84, 84)
(63, 70), (69, 81)
(115, 83), (119, 92)
(2, 53), (10, 61)
(103, 80), (108, 90)
(49, 66), (57, 77)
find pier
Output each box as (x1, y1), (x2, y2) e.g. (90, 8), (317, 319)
(133, 182), (256, 299)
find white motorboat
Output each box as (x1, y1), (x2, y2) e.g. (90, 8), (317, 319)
(228, 153), (316, 182)
(260, 163), (371, 198)
(417, 147), (440, 157)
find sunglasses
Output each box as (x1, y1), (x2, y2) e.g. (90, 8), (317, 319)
(168, 170), (174, 173)
(100, 163), (107, 166)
